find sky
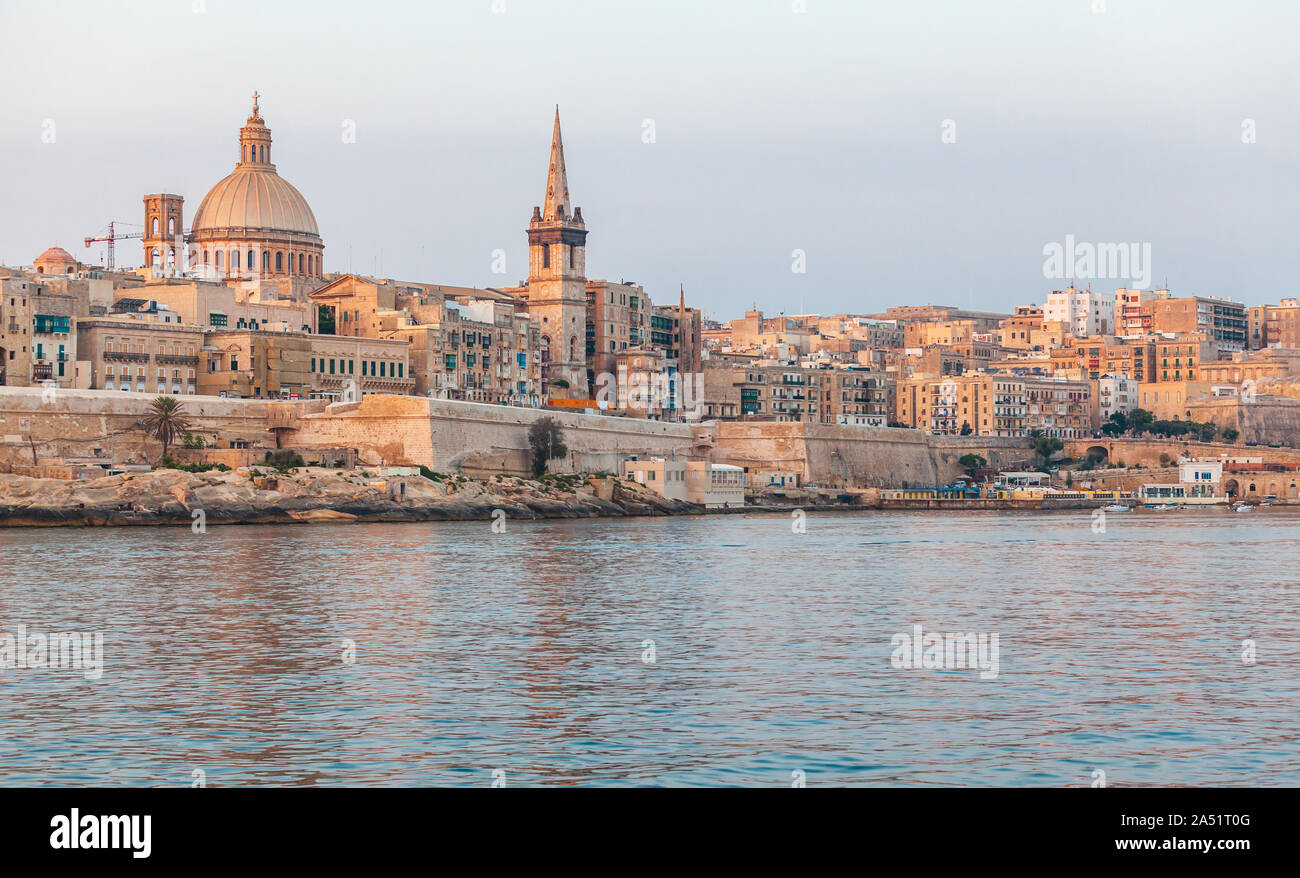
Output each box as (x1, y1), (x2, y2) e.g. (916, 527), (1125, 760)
(1, 0), (1297, 321)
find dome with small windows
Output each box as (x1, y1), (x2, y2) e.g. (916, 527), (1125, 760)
(182, 93), (324, 280)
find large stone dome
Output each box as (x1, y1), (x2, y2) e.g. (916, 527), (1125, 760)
(190, 167), (319, 236)
(183, 94), (325, 281)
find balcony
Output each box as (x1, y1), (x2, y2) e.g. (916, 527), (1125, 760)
(104, 351), (150, 363)
(158, 354), (199, 366)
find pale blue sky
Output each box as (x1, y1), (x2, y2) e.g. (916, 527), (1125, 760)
(1, 0), (1296, 319)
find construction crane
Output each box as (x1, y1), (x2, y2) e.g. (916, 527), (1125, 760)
(83, 221), (143, 271)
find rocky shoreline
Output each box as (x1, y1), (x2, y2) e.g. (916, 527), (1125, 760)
(0, 468), (702, 528)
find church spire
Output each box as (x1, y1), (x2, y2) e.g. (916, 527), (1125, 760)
(542, 106), (572, 222)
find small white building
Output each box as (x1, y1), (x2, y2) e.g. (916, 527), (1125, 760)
(1139, 459), (1226, 503)
(687, 461), (745, 508)
(1045, 286), (1114, 338)
(620, 457), (688, 501)
(620, 458), (745, 508)
(1180, 459), (1223, 487)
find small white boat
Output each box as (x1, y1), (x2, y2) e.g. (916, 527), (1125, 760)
(1234, 503), (1255, 512)
(1102, 504), (1130, 512)
(1146, 504), (1179, 511)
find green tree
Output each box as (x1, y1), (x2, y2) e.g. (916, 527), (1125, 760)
(1222, 427), (1240, 443)
(959, 421), (973, 436)
(142, 396), (192, 462)
(1126, 408), (1154, 436)
(1031, 435), (1064, 465)
(528, 417), (568, 476)
(1101, 411), (1128, 437)
(957, 453), (986, 477)
(1198, 421), (1219, 443)
(318, 304), (336, 334)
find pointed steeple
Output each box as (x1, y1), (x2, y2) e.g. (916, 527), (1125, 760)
(542, 106), (572, 222)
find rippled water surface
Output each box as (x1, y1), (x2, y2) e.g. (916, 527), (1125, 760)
(1, 509), (1298, 786)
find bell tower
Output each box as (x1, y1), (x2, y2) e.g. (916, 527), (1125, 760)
(142, 193), (185, 271)
(526, 108), (589, 397)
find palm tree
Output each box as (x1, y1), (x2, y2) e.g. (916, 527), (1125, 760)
(143, 396), (192, 461)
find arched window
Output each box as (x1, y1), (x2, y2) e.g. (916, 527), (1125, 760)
(151, 217), (159, 235)
(168, 218), (175, 235)
(569, 336), (576, 361)
(203, 250), (209, 265)
(248, 250), (255, 270)
(215, 251), (223, 268)
(275, 252), (283, 271)
(263, 251), (270, 271)
(298, 254), (304, 274)
(232, 250), (240, 270)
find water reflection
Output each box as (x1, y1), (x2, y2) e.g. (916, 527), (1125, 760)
(1, 509), (1297, 786)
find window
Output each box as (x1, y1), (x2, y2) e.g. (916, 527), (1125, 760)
(275, 252), (283, 271)
(209, 313), (227, 328)
(248, 250), (255, 269)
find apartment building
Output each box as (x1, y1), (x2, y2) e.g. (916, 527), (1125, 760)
(0, 275), (87, 388)
(1247, 300), (1300, 350)
(198, 330), (412, 399)
(585, 280), (649, 380)
(1021, 375), (1093, 437)
(1045, 286), (1114, 338)
(1050, 337), (1155, 382)
(821, 368), (894, 426)
(895, 374), (1028, 436)
(702, 364), (825, 423)
(1148, 296), (1247, 351)
(1097, 374), (1139, 421)
(1198, 347), (1300, 386)
(1153, 335), (1217, 383)
(77, 316), (205, 394)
